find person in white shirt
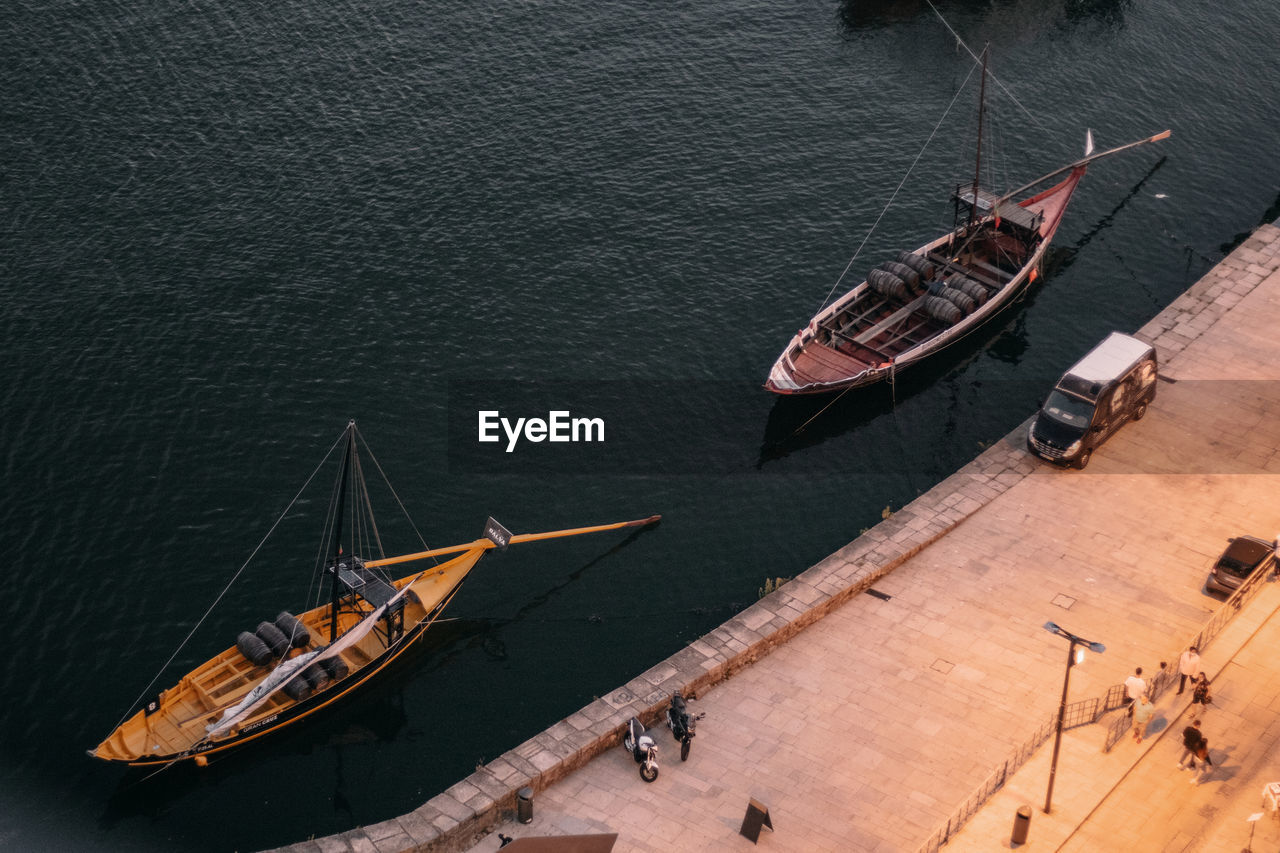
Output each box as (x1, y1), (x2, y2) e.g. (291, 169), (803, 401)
(1177, 646), (1201, 695)
(1124, 667), (1146, 715)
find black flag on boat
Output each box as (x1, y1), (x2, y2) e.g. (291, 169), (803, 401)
(484, 517), (512, 550)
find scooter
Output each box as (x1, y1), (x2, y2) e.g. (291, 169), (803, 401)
(665, 691), (705, 761)
(623, 716), (659, 782)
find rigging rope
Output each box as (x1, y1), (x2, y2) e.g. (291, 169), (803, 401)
(108, 428), (348, 734)
(307, 460), (345, 613)
(353, 449), (383, 560)
(815, 60), (978, 314)
(359, 431), (436, 560)
(925, 0), (1051, 135)
(351, 451), (374, 567)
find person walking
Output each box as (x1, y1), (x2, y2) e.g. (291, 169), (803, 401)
(1177, 719), (1204, 770)
(1124, 667), (1147, 716)
(1190, 734), (1214, 785)
(1132, 694), (1155, 743)
(1177, 646), (1201, 695)
(1192, 674), (1213, 709)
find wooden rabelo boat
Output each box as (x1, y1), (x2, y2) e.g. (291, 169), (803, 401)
(765, 61), (1169, 396)
(91, 422), (659, 766)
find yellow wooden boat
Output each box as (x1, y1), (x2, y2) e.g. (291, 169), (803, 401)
(91, 422), (659, 766)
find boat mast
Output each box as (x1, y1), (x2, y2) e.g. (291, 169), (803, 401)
(968, 46), (988, 229)
(330, 420), (355, 642)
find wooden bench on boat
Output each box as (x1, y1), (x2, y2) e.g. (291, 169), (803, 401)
(838, 305), (947, 362)
(925, 251), (1006, 291)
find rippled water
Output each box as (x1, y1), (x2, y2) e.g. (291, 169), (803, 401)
(2, 0), (1277, 848)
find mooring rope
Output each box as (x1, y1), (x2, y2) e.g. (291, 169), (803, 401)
(816, 3), (1062, 318)
(790, 384), (857, 438)
(815, 60), (979, 314)
(925, 0), (1050, 134)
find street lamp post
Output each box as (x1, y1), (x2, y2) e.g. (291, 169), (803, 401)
(1042, 621), (1105, 815)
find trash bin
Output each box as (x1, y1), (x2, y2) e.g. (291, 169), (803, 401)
(517, 786), (534, 824)
(1011, 804), (1031, 844)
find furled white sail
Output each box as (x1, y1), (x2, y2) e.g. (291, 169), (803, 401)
(205, 650), (321, 737)
(204, 581), (415, 738)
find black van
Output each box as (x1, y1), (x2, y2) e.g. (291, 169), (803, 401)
(1027, 332), (1157, 469)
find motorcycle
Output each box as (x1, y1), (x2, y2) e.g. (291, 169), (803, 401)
(623, 716), (659, 782)
(665, 691), (705, 761)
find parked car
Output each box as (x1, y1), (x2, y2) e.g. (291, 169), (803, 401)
(1027, 332), (1157, 469)
(1204, 535), (1278, 596)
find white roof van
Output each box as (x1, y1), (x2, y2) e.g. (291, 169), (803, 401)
(1027, 332), (1157, 469)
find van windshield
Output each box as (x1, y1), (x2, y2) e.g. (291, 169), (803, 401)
(1042, 390), (1095, 427)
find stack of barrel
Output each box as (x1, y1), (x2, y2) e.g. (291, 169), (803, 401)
(234, 612), (350, 701)
(866, 251), (990, 325)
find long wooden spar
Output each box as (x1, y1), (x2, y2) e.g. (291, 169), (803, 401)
(995, 129), (1171, 207)
(362, 515), (662, 570)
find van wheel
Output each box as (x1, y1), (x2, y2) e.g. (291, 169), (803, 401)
(1133, 402), (1148, 421)
(1075, 450), (1092, 470)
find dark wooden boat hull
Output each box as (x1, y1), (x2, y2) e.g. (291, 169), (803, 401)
(766, 169), (1086, 395)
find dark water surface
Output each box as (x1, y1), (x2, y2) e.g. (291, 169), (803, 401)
(2, 0), (1277, 849)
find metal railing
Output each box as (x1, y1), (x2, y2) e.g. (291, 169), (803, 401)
(917, 692), (1105, 852)
(1103, 562), (1272, 750)
(1101, 682), (1129, 714)
(919, 566), (1275, 852)
(1059, 696), (1098, 730)
(916, 713), (1056, 853)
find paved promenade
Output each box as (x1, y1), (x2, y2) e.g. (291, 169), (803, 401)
(280, 224), (1280, 853)
(947, 578), (1280, 852)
